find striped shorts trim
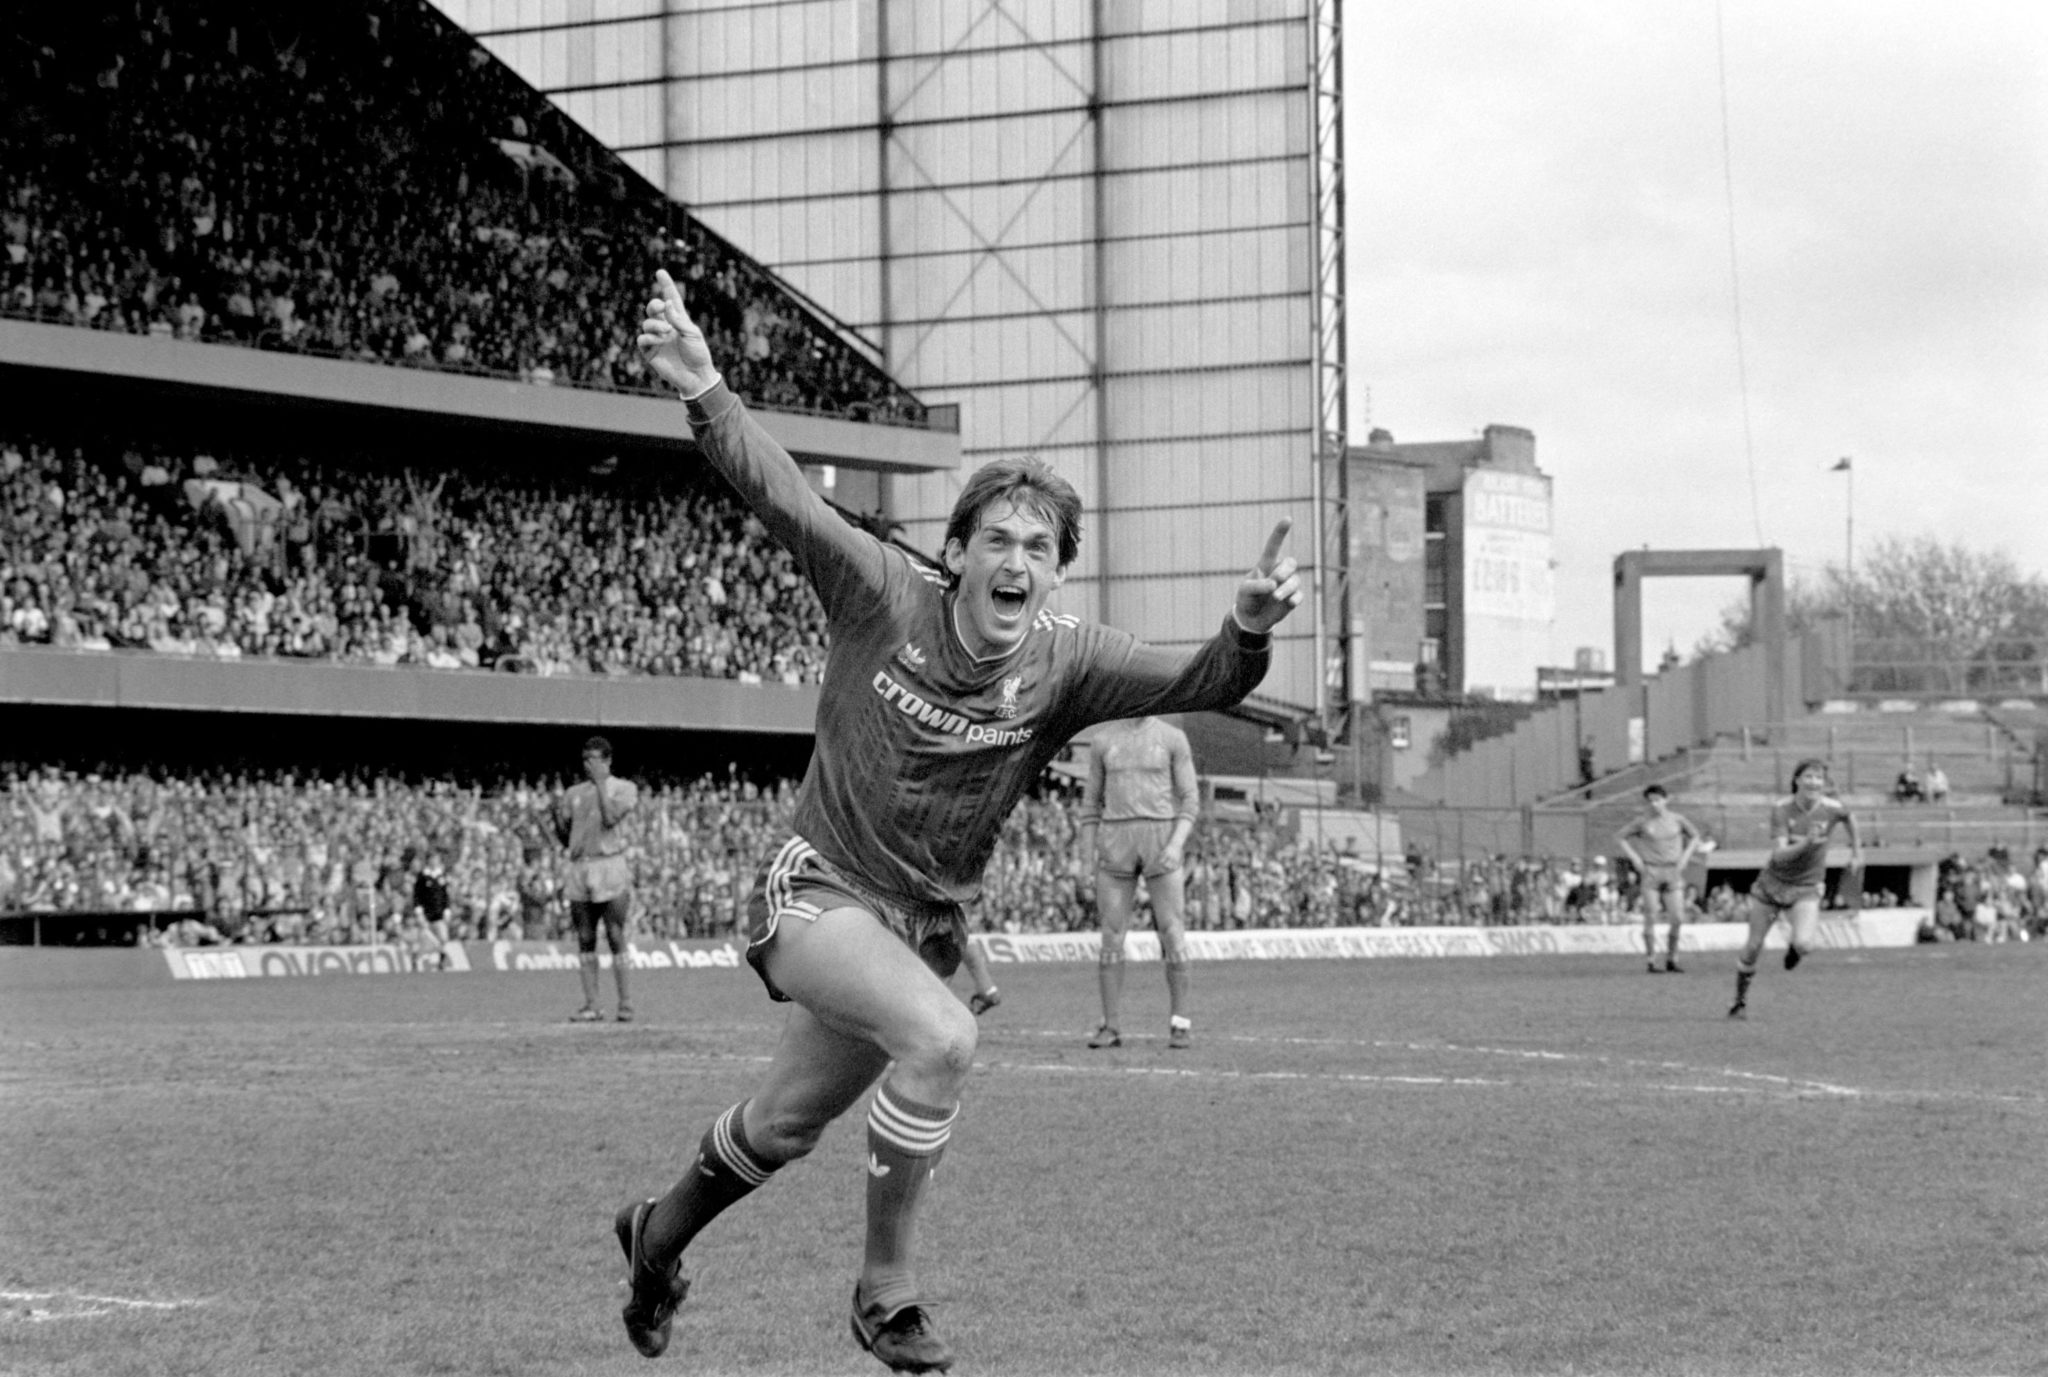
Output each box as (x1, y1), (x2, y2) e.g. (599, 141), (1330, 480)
(1751, 872), (1821, 911)
(743, 837), (968, 1003)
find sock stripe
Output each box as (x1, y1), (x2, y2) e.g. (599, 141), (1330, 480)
(868, 1088), (957, 1157)
(710, 1104), (775, 1187)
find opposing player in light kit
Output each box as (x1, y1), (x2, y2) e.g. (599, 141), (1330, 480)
(1615, 784), (1702, 973)
(616, 268), (1302, 1372)
(1080, 715), (1200, 1048)
(555, 735), (640, 1022)
(1728, 758), (1861, 1019)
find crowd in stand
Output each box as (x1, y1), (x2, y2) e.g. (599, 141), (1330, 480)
(1922, 847), (2047, 944)
(2, 431), (833, 684)
(12, 764), (2042, 944)
(0, 763), (795, 945)
(2, 1), (925, 424)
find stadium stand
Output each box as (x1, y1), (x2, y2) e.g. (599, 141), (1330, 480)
(18, 759), (2033, 943)
(7, 5), (2038, 947)
(1, 428), (831, 683)
(2, 0), (927, 424)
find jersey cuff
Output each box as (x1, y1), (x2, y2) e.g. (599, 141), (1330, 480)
(684, 378), (738, 426)
(1227, 612), (1271, 649)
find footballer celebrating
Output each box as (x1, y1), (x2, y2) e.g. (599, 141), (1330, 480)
(614, 268), (1302, 1372)
(1728, 758), (1861, 1019)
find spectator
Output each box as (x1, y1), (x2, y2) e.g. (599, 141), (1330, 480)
(1892, 765), (1924, 803)
(1923, 760), (1950, 804)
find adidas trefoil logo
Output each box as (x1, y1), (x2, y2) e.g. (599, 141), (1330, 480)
(895, 642), (928, 673)
(866, 1152), (891, 1178)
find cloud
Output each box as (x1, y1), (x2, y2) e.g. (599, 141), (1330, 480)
(1346, 0), (2048, 671)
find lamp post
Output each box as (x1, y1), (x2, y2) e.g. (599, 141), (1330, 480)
(1831, 456), (1854, 690)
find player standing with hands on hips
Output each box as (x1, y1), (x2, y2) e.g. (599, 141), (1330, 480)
(1081, 715), (1200, 1048)
(557, 735), (639, 1022)
(1615, 784), (1702, 974)
(615, 267), (1302, 1372)
(1728, 758), (1860, 1019)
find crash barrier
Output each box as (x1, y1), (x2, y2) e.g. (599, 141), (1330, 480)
(0, 915), (1925, 985)
(969, 911), (1926, 963)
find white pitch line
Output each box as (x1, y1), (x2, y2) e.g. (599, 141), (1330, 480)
(975, 1029), (2048, 1106)
(979, 1056), (1815, 1100)
(0, 1289), (210, 1323)
(1418, 1040), (1871, 1099)
(515, 1023), (2040, 1108)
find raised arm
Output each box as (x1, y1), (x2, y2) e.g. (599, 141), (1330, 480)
(636, 269), (886, 613)
(1065, 520), (1304, 726)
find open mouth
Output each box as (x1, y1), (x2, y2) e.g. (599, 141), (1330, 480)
(990, 585), (1029, 619)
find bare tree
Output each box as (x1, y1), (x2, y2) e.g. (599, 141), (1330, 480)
(1697, 537), (2048, 693)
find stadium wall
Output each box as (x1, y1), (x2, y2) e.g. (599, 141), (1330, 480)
(0, 648), (818, 733)
(1421, 634), (1818, 809)
(0, 915), (1926, 989)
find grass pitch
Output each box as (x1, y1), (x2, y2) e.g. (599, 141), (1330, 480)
(2, 944), (2043, 1377)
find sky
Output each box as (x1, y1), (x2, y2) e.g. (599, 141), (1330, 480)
(1343, 0), (2048, 675)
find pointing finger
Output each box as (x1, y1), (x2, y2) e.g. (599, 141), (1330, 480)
(656, 268), (685, 315)
(1257, 518), (1293, 573)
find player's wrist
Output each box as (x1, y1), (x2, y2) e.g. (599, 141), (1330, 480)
(1228, 609), (1272, 643)
(682, 375), (734, 424)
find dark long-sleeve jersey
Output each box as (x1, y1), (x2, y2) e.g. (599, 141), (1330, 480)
(682, 381), (1272, 908)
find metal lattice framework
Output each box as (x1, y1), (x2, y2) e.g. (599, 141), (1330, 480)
(435, 0), (1341, 711)
(1310, 0), (1349, 729)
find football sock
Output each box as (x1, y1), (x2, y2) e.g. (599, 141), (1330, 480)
(578, 954), (601, 1009)
(610, 941), (632, 1009)
(862, 1082), (958, 1317)
(1098, 951), (1125, 1030)
(1733, 968), (1754, 1004)
(642, 1101), (780, 1271)
(1164, 958), (1191, 1022)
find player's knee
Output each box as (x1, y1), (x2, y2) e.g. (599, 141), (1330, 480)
(1158, 931), (1190, 966)
(1098, 936), (1127, 966)
(746, 1103), (832, 1162)
(899, 1001), (977, 1088)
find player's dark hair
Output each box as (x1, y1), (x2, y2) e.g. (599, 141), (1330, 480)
(1790, 757), (1828, 785)
(582, 735), (613, 760)
(1642, 784), (1667, 799)
(942, 455), (1082, 570)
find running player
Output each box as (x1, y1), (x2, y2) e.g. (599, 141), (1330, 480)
(1080, 715), (1199, 1048)
(1728, 758), (1861, 1019)
(1615, 784), (1702, 973)
(555, 736), (639, 1023)
(616, 268), (1301, 1372)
